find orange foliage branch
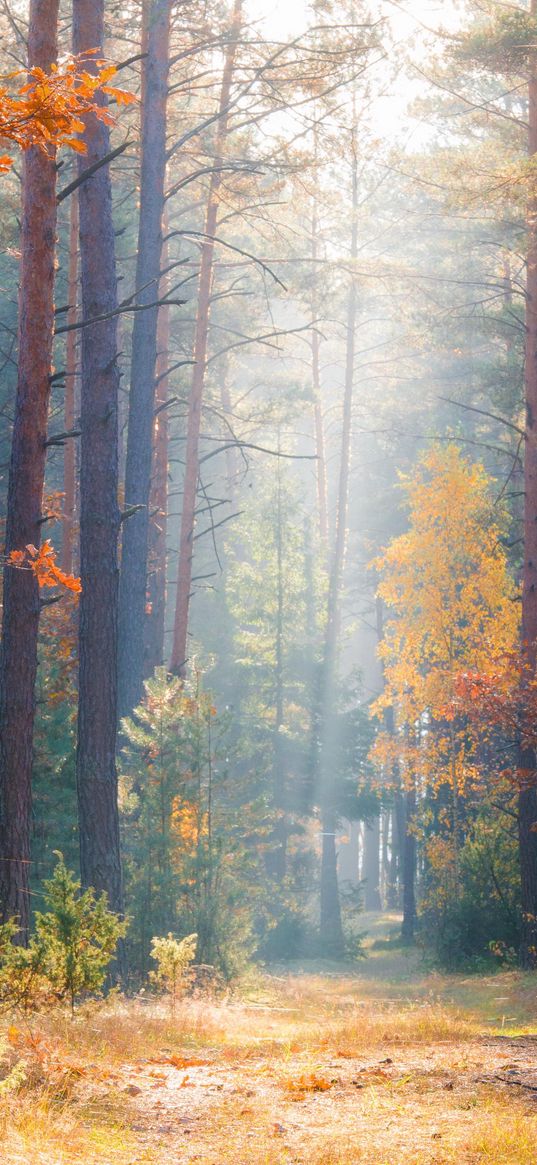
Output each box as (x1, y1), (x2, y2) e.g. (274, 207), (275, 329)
(0, 52), (136, 172)
(6, 542), (81, 597)
(452, 656), (537, 790)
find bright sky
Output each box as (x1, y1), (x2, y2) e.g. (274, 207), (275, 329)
(246, 0), (463, 144)
(246, 0), (462, 42)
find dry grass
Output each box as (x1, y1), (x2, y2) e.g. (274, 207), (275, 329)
(0, 1091), (152, 1165)
(465, 1103), (537, 1164)
(0, 924), (536, 1164)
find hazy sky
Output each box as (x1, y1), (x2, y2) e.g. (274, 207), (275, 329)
(245, 0), (463, 144)
(246, 0), (462, 42)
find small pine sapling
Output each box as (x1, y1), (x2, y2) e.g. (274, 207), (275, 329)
(149, 933), (197, 1013)
(0, 919), (52, 1014)
(0, 854), (128, 1014)
(35, 854), (128, 1012)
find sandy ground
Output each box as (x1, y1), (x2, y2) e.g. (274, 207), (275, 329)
(111, 1034), (537, 1164)
(103, 917), (537, 1164)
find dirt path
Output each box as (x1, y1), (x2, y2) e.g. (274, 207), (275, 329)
(116, 1021), (537, 1164)
(94, 918), (537, 1164)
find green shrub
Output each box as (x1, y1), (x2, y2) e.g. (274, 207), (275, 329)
(0, 854), (128, 1014)
(421, 817), (520, 971)
(149, 932), (197, 1011)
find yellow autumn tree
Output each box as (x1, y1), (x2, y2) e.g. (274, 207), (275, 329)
(371, 446), (519, 852)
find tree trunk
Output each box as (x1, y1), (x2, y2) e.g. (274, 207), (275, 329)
(271, 453), (287, 880)
(311, 131), (328, 546)
(318, 125), (358, 954)
(73, 0), (123, 913)
(519, 0), (537, 969)
(61, 191), (79, 576)
(220, 356), (238, 504)
(338, 819), (360, 885)
(381, 810), (390, 908)
(375, 596), (402, 910)
(385, 809), (398, 909)
(394, 789), (405, 908)
(144, 242), (170, 676)
(118, 0), (172, 719)
(170, 0), (242, 675)
(0, 0), (59, 933)
(401, 782), (416, 944)
(320, 806), (344, 949)
(363, 817), (382, 911)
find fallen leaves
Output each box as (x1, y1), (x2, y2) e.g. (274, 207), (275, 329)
(147, 1054), (211, 1070)
(282, 1071), (335, 1100)
(351, 1064), (392, 1088)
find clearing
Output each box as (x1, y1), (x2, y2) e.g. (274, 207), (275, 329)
(2, 914), (537, 1165)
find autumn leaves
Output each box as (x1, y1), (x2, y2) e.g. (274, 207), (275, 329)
(0, 54), (134, 173)
(7, 543), (82, 596)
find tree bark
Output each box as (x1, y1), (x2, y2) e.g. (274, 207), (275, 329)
(144, 254), (170, 677)
(311, 131), (328, 547)
(118, 0), (172, 719)
(170, 0), (242, 675)
(385, 809), (398, 909)
(0, 0), (60, 933)
(318, 124), (358, 954)
(519, 0), (537, 968)
(381, 810), (390, 908)
(393, 789), (405, 908)
(337, 819), (360, 885)
(271, 453), (287, 880)
(363, 817), (382, 911)
(401, 781), (416, 943)
(73, 0), (123, 913)
(61, 191), (79, 576)
(375, 596), (403, 911)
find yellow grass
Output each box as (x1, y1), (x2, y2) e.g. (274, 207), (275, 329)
(0, 1092), (152, 1165)
(0, 923), (536, 1165)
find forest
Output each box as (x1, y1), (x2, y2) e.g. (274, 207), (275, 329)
(1, 0), (537, 1163)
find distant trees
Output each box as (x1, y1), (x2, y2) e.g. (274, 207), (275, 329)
(225, 469), (316, 882)
(372, 447), (519, 943)
(121, 669), (259, 978)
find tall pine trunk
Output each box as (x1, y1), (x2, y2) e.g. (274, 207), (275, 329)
(318, 126), (358, 953)
(363, 817), (382, 911)
(73, 0), (122, 912)
(0, 0), (60, 932)
(519, 0), (537, 969)
(401, 781), (416, 943)
(311, 131), (328, 547)
(144, 238), (170, 676)
(118, 0), (172, 719)
(61, 191), (79, 576)
(271, 453), (287, 880)
(170, 0), (242, 675)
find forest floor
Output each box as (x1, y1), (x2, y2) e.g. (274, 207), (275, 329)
(2, 913), (537, 1165)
